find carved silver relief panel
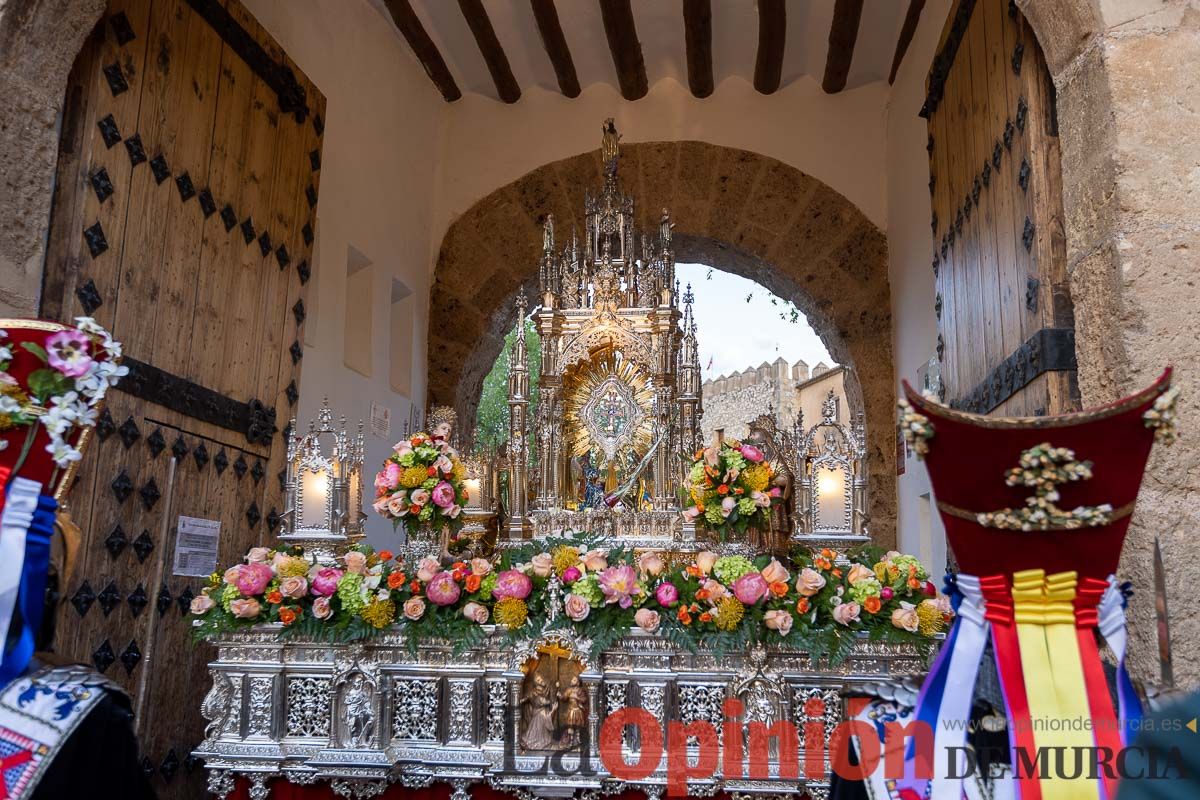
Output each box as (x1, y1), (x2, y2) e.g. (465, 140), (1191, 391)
(286, 676), (332, 738)
(392, 677), (440, 742)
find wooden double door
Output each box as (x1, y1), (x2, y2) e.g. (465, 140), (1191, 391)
(41, 0), (324, 796)
(925, 0), (1077, 416)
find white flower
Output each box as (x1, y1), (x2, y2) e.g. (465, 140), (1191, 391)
(0, 395), (21, 415)
(0, 345), (11, 362)
(0, 440), (7, 452)
(46, 439), (82, 468)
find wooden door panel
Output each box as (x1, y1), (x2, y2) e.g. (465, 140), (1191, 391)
(43, 0), (324, 795)
(925, 0), (1076, 417)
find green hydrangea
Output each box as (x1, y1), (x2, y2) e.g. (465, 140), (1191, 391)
(704, 506), (725, 525)
(572, 574), (604, 606)
(422, 477), (438, 490)
(398, 452), (416, 467)
(891, 555), (928, 582)
(723, 451), (747, 472)
(689, 462), (706, 484)
(737, 497), (756, 516)
(478, 572), (498, 600)
(848, 577), (882, 604)
(713, 556), (757, 585)
(419, 505), (434, 522)
(220, 583), (240, 612)
(337, 573), (366, 614)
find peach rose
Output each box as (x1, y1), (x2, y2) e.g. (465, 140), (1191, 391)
(891, 602), (919, 632)
(416, 557), (441, 583)
(764, 609), (794, 635)
(279, 576), (308, 599)
(403, 596), (427, 621)
(223, 566), (242, 585)
(638, 552), (666, 578)
(847, 564), (875, 585)
(190, 594), (216, 615)
(634, 608), (661, 633)
(462, 601), (489, 624)
(701, 579), (727, 601)
(564, 594), (591, 622)
(795, 568), (827, 597)
(761, 559), (790, 585)
(832, 602), (861, 626)
(582, 549), (609, 572)
(530, 553), (554, 578)
(470, 558), (493, 576)
(343, 551), (368, 575)
(229, 598), (261, 619)
(246, 547), (272, 564)
(312, 596), (333, 620)
(695, 551), (719, 575)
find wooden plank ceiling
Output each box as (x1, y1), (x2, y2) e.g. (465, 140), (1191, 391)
(375, 0), (926, 103)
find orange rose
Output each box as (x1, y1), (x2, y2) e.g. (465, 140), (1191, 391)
(864, 596), (882, 614)
(908, 577), (922, 589)
(677, 607), (692, 624)
(379, 550), (394, 562)
(686, 566), (703, 578)
(279, 607), (298, 625)
(266, 590), (283, 605)
(427, 466), (437, 477)
(410, 580), (422, 593)
(387, 572), (405, 590)
(832, 569), (843, 578)
(452, 561), (466, 571)
(796, 598), (810, 614)
(695, 589), (710, 601)
(699, 612), (713, 623)
(734, 487), (744, 495)
(769, 581), (789, 598)
(717, 484), (729, 495)
(466, 574), (482, 593)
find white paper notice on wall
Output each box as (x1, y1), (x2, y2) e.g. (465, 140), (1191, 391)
(370, 401), (391, 439)
(173, 515), (221, 577)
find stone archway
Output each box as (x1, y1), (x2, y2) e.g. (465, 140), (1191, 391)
(426, 142), (897, 546)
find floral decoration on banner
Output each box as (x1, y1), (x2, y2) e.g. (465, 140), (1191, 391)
(1143, 386), (1179, 446)
(372, 431), (468, 533)
(681, 440), (781, 540)
(0, 317), (127, 469)
(897, 398), (934, 459)
(189, 534), (949, 663)
(977, 442), (1114, 531)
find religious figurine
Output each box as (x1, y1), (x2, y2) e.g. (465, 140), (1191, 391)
(519, 672), (559, 751)
(600, 118), (620, 175)
(342, 673), (375, 748)
(557, 674), (587, 747)
(427, 405), (457, 446)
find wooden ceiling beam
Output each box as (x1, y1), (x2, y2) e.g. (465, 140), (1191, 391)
(822, 0), (864, 94)
(530, 0), (580, 98)
(753, 0), (786, 95)
(458, 0), (521, 103)
(683, 0), (714, 98)
(383, 0), (461, 102)
(889, 0), (927, 84)
(599, 0), (648, 101)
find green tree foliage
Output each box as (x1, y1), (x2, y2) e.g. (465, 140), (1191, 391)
(474, 318), (540, 458)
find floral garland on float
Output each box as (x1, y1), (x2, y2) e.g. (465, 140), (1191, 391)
(682, 440), (781, 541)
(189, 533), (950, 663)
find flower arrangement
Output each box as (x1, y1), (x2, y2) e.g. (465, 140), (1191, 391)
(190, 534), (949, 664)
(681, 440), (780, 540)
(0, 317), (126, 473)
(372, 431), (468, 533)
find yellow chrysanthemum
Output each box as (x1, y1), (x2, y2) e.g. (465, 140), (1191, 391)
(494, 597), (529, 630)
(361, 598), (397, 629)
(916, 600), (945, 636)
(742, 464), (772, 493)
(714, 597), (745, 631)
(552, 545), (580, 576)
(400, 465), (428, 488)
(452, 462), (467, 481)
(276, 556), (310, 578)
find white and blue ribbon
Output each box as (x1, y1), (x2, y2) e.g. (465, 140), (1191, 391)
(1097, 574), (1142, 745)
(0, 477), (54, 684)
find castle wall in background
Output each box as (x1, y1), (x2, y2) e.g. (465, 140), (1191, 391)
(701, 361), (846, 444)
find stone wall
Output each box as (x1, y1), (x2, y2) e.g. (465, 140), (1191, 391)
(700, 361), (847, 444)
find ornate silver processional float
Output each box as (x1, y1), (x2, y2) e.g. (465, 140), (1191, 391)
(194, 122), (926, 800)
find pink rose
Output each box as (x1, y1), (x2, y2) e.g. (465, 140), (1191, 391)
(403, 596), (426, 620)
(447, 504), (462, 519)
(582, 549), (608, 572)
(236, 563), (273, 596)
(833, 602), (862, 626)
(387, 495), (409, 516)
(934, 594), (953, 616)
(701, 579), (727, 601)
(190, 594), (216, 615)
(311, 567), (343, 596)
(796, 568), (826, 597)
(891, 603), (919, 632)
(682, 506), (701, 522)
(764, 609), (794, 635)
(223, 566), (242, 585)
(847, 564), (875, 585)
(377, 462), (402, 490)
(312, 596), (333, 620)
(732, 572), (770, 605)
(426, 572), (462, 606)
(229, 598), (261, 619)
(751, 490), (771, 508)
(655, 582), (679, 606)
(343, 551), (368, 575)
(530, 553), (554, 578)
(769, 486), (782, 497)
(416, 557), (441, 583)
(373, 498), (390, 515)
(564, 594), (591, 622)
(695, 551), (718, 575)
(493, 570), (533, 600)
(634, 608), (661, 633)
(392, 442), (413, 459)
(638, 552), (665, 577)
(720, 496), (737, 517)
(434, 455), (454, 475)
(410, 488), (431, 507)
(432, 481), (456, 509)
(45, 329), (94, 377)
(462, 602), (489, 624)
(246, 547), (272, 563)
(469, 558), (493, 576)
(740, 444), (764, 463)
(880, 586), (895, 600)
(280, 576), (308, 599)
(702, 447), (720, 468)
(761, 559), (790, 585)
(562, 566), (582, 584)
